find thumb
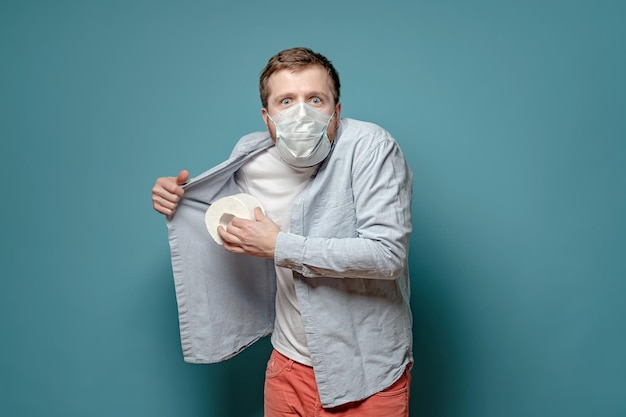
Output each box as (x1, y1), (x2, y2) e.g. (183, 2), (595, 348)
(254, 206), (266, 221)
(176, 169), (189, 185)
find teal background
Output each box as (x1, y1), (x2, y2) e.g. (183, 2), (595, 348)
(1, 1), (624, 416)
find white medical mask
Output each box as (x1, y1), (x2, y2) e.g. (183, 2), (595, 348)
(267, 102), (335, 167)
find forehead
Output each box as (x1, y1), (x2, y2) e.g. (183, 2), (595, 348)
(266, 64), (334, 98)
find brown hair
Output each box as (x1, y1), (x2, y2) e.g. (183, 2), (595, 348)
(259, 47), (341, 108)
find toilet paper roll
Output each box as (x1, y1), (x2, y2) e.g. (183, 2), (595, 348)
(204, 193), (264, 245)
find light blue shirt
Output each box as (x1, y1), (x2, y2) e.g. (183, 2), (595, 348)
(166, 118), (413, 408)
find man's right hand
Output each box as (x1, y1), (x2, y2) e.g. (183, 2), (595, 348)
(151, 170), (189, 216)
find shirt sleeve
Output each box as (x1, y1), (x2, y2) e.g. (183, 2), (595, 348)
(274, 138), (413, 280)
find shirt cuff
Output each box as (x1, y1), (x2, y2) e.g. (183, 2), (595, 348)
(275, 232), (305, 270)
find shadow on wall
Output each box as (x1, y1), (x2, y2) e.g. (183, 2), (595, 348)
(409, 256), (465, 417)
(212, 338), (272, 417)
(149, 259), (271, 417)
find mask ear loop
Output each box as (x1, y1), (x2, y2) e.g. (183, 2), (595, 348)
(314, 118), (337, 174)
(323, 110), (337, 142)
(265, 110), (281, 142)
(266, 113), (276, 127)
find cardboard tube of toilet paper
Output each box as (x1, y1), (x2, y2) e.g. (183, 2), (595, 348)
(204, 193), (264, 245)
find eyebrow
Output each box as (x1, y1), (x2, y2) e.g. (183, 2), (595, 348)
(274, 90), (331, 100)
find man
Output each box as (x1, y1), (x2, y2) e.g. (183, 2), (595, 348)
(152, 47), (413, 416)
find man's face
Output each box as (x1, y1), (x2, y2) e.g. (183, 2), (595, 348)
(262, 64), (342, 142)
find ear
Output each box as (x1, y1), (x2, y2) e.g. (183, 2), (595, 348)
(334, 102), (342, 120)
(262, 108), (277, 143)
(261, 108), (270, 130)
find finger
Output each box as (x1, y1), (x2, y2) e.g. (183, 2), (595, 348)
(153, 195), (178, 211)
(152, 184), (182, 204)
(222, 240), (245, 254)
(153, 200), (174, 216)
(154, 177), (185, 198)
(218, 225), (239, 243)
(228, 215), (252, 229)
(164, 179), (185, 197)
(218, 225), (245, 251)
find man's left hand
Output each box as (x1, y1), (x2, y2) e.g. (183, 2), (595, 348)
(218, 207), (279, 258)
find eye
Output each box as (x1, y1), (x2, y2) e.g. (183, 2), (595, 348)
(280, 98), (292, 105)
(310, 97), (322, 104)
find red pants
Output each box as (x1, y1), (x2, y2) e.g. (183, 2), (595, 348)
(264, 349), (411, 417)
